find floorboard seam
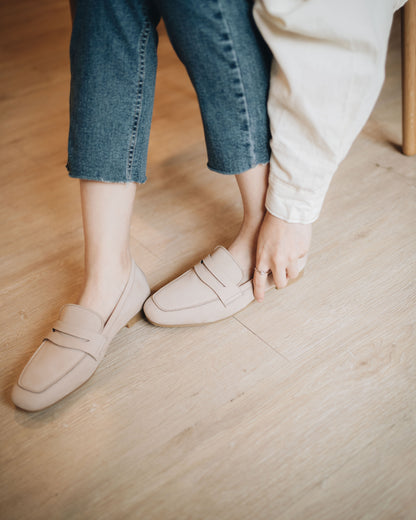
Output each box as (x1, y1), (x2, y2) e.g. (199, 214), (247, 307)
(233, 317), (289, 362)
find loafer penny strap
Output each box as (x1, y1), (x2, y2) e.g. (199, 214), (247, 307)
(193, 260), (243, 307)
(202, 254), (241, 287)
(45, 320), (105, 361)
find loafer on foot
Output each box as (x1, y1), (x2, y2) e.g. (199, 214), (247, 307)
(143, 246), (275, 327)
(12, 261), (150, 412)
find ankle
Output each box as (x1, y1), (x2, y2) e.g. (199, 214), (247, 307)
(233, 216), (264, 248)
(84, 249), (132, 281)
(241, 211), (265, 234)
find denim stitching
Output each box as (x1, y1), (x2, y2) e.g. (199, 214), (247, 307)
(126, 20), (151, 179)
(215, 0), (256, 164)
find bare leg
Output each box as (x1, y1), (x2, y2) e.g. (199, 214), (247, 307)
(76, 180), (137, 322)
(228, 163), (269, 280)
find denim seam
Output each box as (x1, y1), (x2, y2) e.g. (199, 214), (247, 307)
(215, 0), (256, 165)
(126, 19), (152, 180)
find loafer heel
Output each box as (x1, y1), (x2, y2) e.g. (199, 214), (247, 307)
(125, 312), (141, 328)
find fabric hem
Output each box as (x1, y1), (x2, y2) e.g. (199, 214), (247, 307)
(68, 171), (147, 184)
(265, 204), (320, 225)
(207, 158), (270, 176)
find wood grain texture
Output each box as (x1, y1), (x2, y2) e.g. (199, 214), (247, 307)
(0, 2), (415, 520)
(402, 0), (416, 155)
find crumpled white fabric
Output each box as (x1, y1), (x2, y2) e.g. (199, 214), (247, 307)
(253, 0), (407, 223)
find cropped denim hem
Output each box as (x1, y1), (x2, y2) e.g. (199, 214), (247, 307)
(67, 165), (147, 184)
(67, 0), (271, 184)
(207, 157), (270, 176)
(67, 157), (271, 183)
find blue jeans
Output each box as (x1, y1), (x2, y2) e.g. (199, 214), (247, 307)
(67, 0), (271, 183)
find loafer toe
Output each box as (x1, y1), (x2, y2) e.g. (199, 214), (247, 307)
(144, 246), (255, 327)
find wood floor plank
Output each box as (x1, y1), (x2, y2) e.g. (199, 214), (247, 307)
(125, 324), (414, 520)
(280, 416), (416, 520)
(1, 318), (285, 520)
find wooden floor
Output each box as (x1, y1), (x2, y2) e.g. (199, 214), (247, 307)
(1, 2), (415, 519)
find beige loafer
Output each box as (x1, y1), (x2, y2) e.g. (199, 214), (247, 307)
(11, 260), (150, 412)
(143, 245), (285, 327)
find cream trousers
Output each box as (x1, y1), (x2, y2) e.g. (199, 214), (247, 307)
(253, 0), (407, 224)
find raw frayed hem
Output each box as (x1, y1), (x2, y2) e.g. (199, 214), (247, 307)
(67, 171), (147, 184)
(66, 161), (147, 184)
(207, 159), (270, 176)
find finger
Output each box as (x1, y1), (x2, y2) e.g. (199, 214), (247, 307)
(273, 263), (288, 289)
(253, 267), (269, 302)
(286, 261), (300, 280)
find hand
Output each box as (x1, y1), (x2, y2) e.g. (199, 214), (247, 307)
(253, 212), (312, 302)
